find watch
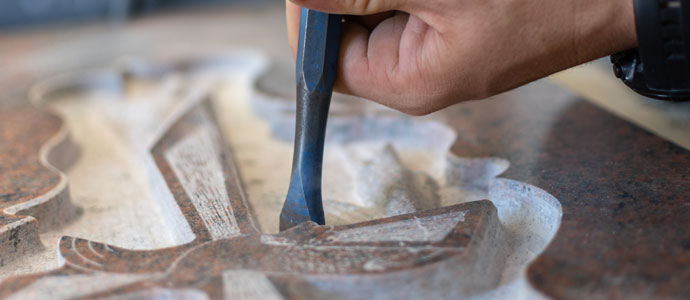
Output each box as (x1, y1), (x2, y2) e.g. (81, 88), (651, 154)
(611, 0), (690, 101)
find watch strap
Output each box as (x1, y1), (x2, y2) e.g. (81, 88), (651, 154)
(612, 0), (690, 101)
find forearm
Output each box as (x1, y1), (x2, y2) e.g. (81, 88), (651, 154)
(469, 0), (638, 97)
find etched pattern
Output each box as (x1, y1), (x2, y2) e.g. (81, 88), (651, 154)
(329, 209), (467, 243)
(0, 98), (504, 300)
(166, 120), (241, 240)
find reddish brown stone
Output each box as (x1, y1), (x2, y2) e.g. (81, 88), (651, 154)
(0, 98), (80, 265)
(442, 87), (690, 299)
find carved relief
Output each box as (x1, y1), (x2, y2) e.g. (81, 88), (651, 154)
(0, 98), (80, 265)
(0, 96), (505, 300)
(0, 55), (564, 299)
(0, 8), (687, 296)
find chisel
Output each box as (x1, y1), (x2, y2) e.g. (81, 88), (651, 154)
(279, 8), (341, 231)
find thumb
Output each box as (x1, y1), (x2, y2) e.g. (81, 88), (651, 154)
(290, 0), (408, 15)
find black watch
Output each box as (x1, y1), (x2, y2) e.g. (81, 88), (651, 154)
(611, 0), (690, 101)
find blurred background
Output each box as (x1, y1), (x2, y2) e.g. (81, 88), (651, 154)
(0, 0), (271, 28)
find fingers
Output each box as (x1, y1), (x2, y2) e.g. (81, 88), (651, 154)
(286, 2), (394, 58)
(333, 21), (370, 96)
(285, 2), (408, 102)
(290, 0), (408, 15)
(285, 3), (437, 114)
(336, 14), (411, 106)
(347, 12), (396, 31)
(286, 0), (301, 58)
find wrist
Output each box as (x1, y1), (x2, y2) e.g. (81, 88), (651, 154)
(613, 0), (638, 50)
(572, 0), (637, 64)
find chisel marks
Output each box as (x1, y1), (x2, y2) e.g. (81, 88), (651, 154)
(166, 121), (240, 241)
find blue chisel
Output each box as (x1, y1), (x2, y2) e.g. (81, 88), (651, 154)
(279, 8), (341, 231)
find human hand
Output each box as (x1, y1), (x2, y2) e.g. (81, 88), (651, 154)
(286, 0), (637, 115)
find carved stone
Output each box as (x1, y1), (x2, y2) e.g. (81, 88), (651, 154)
(0, 7), (688, 299)
(0, 85), (506, 299)
(0, 98), (80, 265)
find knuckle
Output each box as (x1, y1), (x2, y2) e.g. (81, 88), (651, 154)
(389, 81), (484, 116)
(345, 0), (379, 13)
(401, 106), (436, 116)
(474, 76), (503, 100)
(389, 94), (440, 116)
(378, 82), (444, 116)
